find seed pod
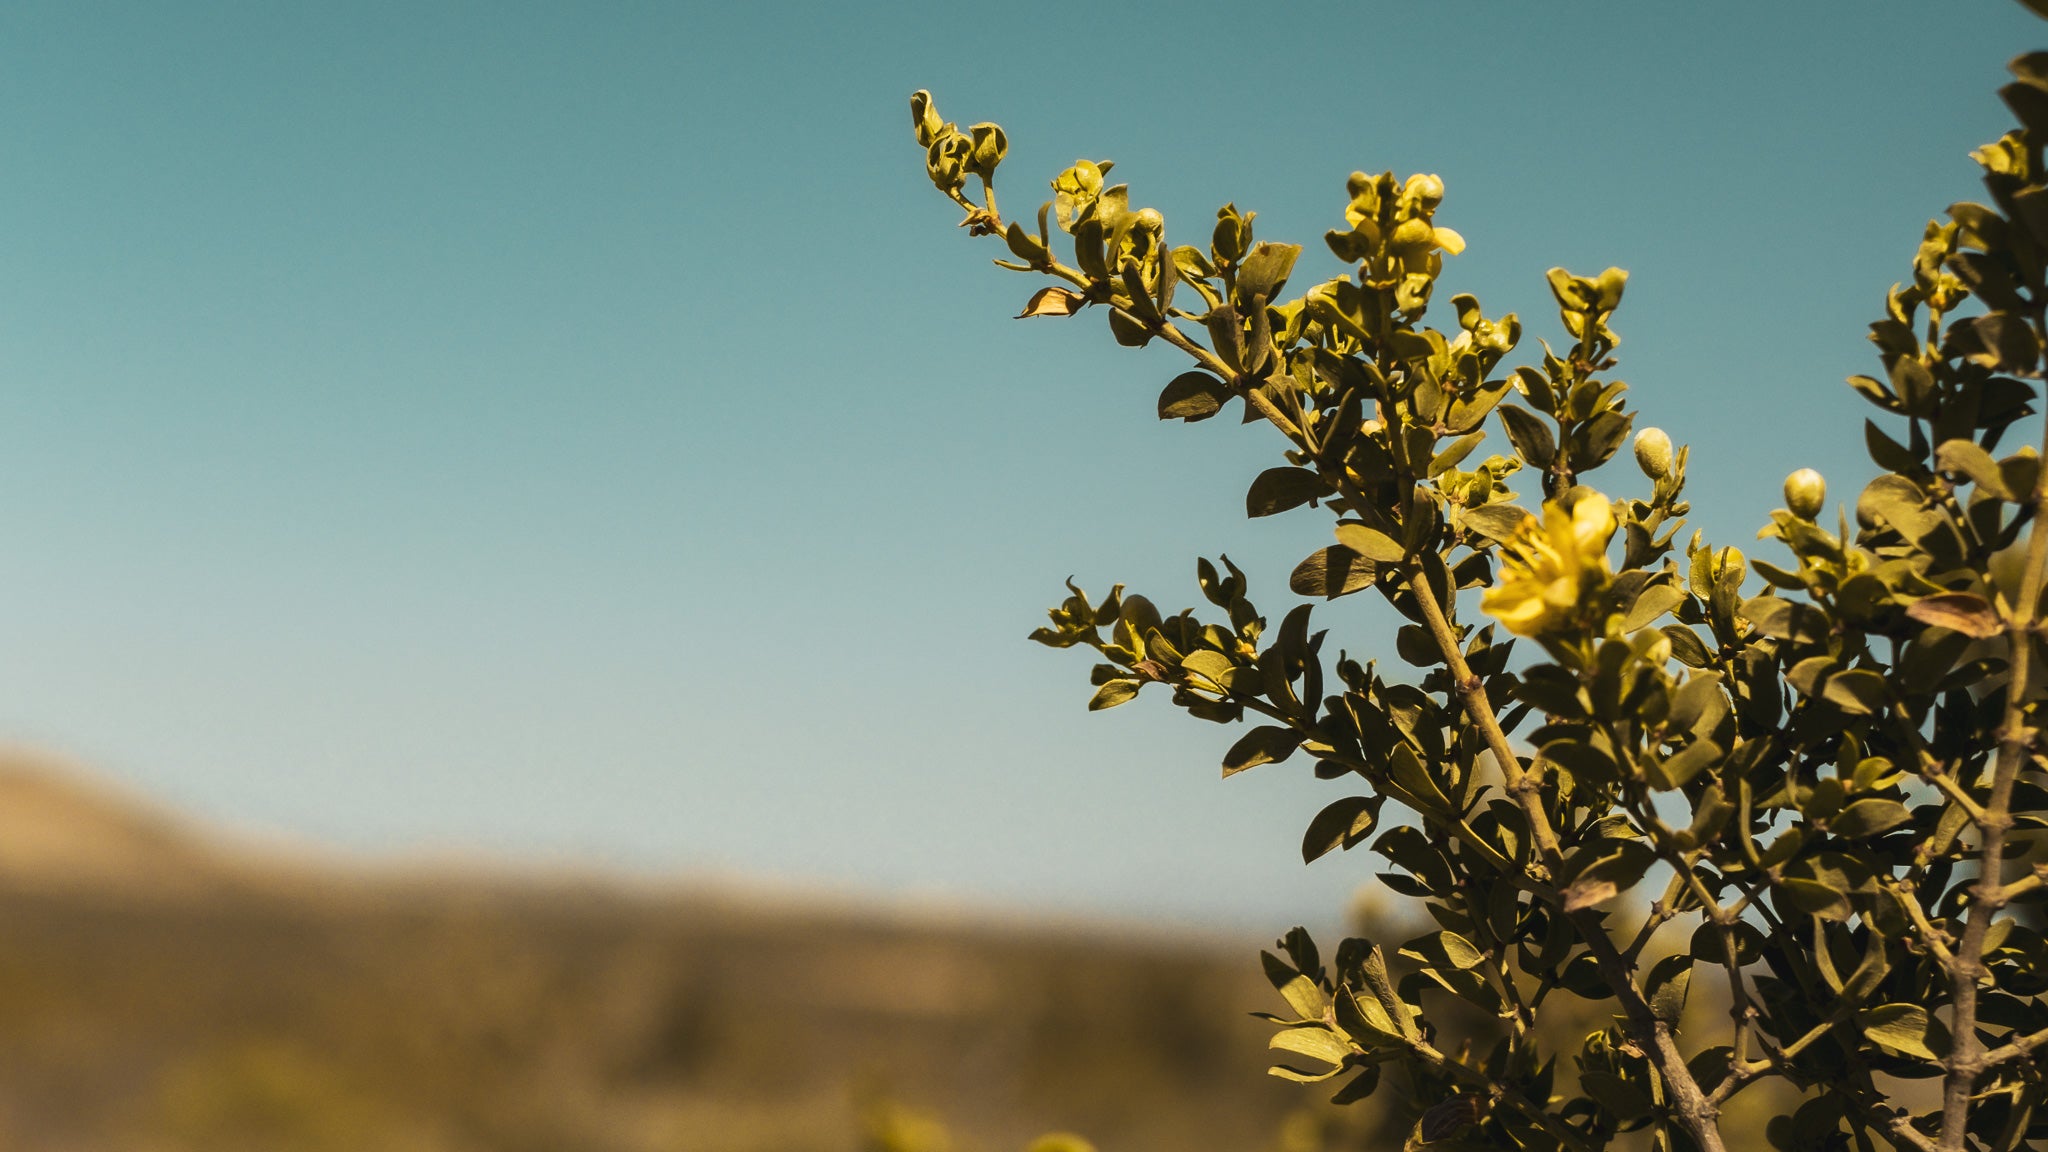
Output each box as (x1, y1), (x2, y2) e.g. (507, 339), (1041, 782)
(1634, 427), (1673, 479)
(1785, 468), (1826, 520)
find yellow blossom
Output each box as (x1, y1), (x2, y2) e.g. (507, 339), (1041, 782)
(1481, 493), (1616, 638)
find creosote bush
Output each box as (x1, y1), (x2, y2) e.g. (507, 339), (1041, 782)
(915, 35), (2048, 1152)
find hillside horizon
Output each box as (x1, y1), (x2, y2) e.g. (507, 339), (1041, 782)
(0, 746), (1369, 1152)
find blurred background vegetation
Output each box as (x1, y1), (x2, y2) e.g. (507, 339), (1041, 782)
(0, 749), (1806, 1151)
(0, 749), (1403, 1152)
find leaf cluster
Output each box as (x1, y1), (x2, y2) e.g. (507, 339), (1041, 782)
(911, 50), (2048, 1152)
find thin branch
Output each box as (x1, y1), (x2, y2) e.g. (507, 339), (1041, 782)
(1383, 523), (1729, 1152)
(1938, 400), (2048, 1152)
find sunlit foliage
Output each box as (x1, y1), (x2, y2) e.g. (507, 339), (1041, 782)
(915, 38), (2048, 1152)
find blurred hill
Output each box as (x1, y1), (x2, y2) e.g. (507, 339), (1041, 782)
(0, 749), (1334, 1152)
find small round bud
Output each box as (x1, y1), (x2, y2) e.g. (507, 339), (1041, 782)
(1784, 468), (1826, 520)
(1402, 173), (1445, 207)
(1633, 427), (1673, 480)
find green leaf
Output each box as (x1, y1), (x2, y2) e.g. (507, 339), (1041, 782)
(1107, 306), (1153, 347)
(1689, 920), (1766, 966)
(1247, 467), (1329, 518)
(1262, 954), (1330, 1021)
(1563, 840), (1655, 911)
(1497, 404), (1556, 468)
(1936, 438), (2014, 499)
(1428, 431), (1486, 477)
(1542, 737), (1620, 787)
(1557, 953), (1612, 999)
(1291, 545), (1377, 599)
(1235, 242), (1303, 303)
(1158, 371), (1231, 421)
(1462, 503), (1532, 545)
(1438, 931), (1485, 970)
(1180, 650), (1237, 690)
(1302, 796), (1379, 863)
(2004, 451), (2041, 503)
(1580, 1071), (1654, 1121)
(1831, 797), (1912, 839)
(1841, 931), (1892, 1003)
(1646, 954), (1693, 1023)
(1662, 624), (1714, 667)
(1334, 522), (1407, 563)
(1568, 409), (1635, 473)
(1225, 725), (1304, 777)
(1388, 743), (1453, 815)
(1334, 986), (1400, 1044)
(1648, 738), (1721, 791)
(1951, 312), (2041, 373)
(1786, 655), (1836, 698)
(1741, 596), (1831, 643)
(1865, 419), (1920, 471)
(1267, 1062), (1344, 1083)
(1622, 582), (1688, 632)
(1269, 963), (1335, 1016)
(1270, 1025), (1354, 1068)
(1779, 877), (1852, 921)
(1088, 680), (1141, 710)
(1668, 671), (1727, 735)
(1823, 669), (1887, 716)
(1861, 1003), (1938, 1060)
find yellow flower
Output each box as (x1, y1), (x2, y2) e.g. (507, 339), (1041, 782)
(1481, 493), (1616, 638)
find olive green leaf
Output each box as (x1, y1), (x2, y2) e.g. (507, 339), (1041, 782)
(1269, 1026), (1354, 1069)
(1831, 797), (1913, 839)
(1496, 404), (1557, 468)
(1563, 841), (1656, 911)
(1622, 582), (1688, 632)
(1088, 680), (1141, 710)
(1235, 242), (1303, 303)
(1225, 725), (1304, 776)
(1646, 954), (1693, 1023)
(1291, 545), (1376, 598)
(1462, 503), (1532, 545)
(1936, 438), (2013, 499)
(1247, 468), (1330, 518)
(1861, 1003), (1938, 1060)
(1301, 796), (1380, 863)
(1334, 523), (1407, 564)
(1158, 371), (1232, 422)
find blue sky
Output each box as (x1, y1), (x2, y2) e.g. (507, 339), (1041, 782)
(0, 1), (2038, 930)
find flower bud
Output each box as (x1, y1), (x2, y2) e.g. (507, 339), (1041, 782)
(925, 134), (970, 193)
(1784, 468), (1826, 520)
(1051, 160), (1104, 199)
(966, 122), (1007, 179)
(910, 90), (945, 148)
(1402, 173), (1445, 208)
(1212, 203), (1251, 263)
(1633, 427), (1673, 480)
(1593, 266), (1628, 312)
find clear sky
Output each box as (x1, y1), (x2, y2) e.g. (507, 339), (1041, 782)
(0, 1), (2039, 930)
